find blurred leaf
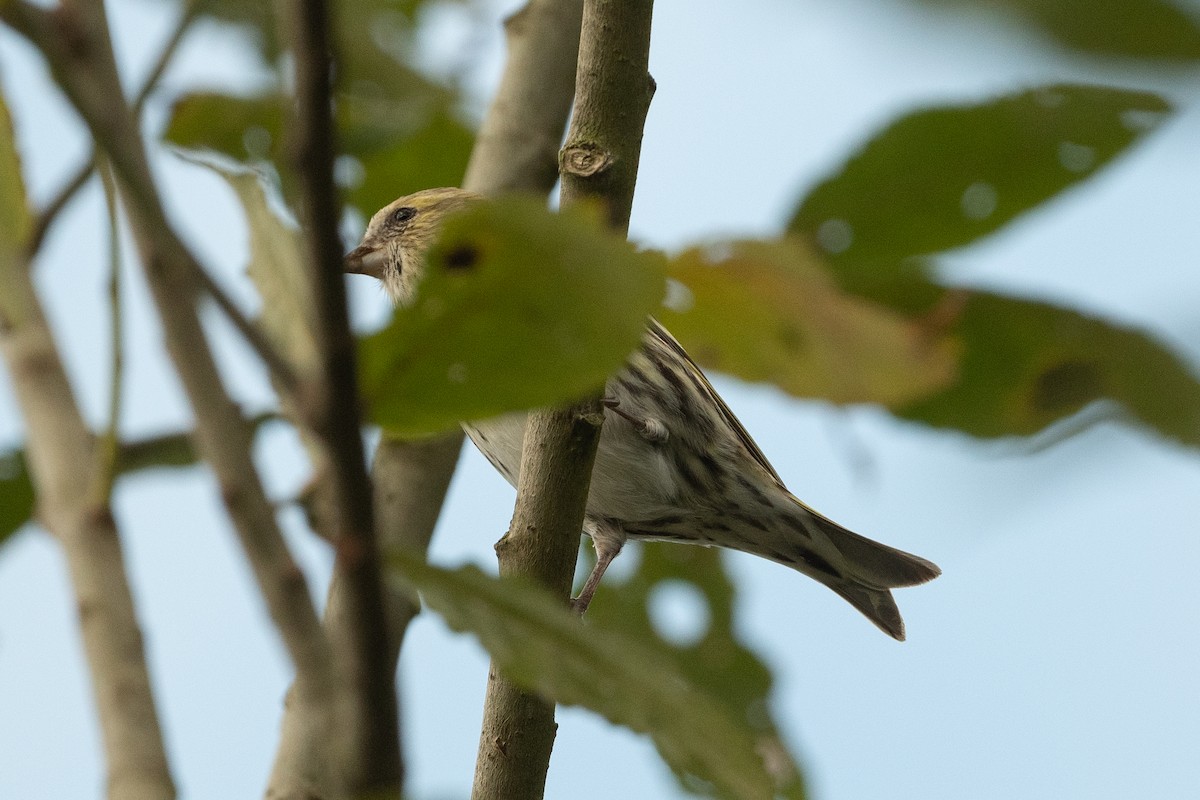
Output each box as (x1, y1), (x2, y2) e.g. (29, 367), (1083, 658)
(0, 449), (35, 548)
(790, 84), (1170, 271)
(392, 553), (791, 799)
(178, 154), (320, 376)
(346, 106), (473, 217)
(589, 543), (806, 798)
(1, 417), (277, 546)
(165, 92), (285, 162)
(658, 239), (958, 406)
(915, 0), (1200, 60)
(165, 84), (471, 218)
(0, 93), (31, 256)
(897, 287), (1200, 444)
(359, 198), (666, 436)
(163, 0), (474, 219)
(186, 0), (281, 60)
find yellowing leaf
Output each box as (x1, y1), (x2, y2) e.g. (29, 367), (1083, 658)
(359, 199), (665, 436)
(658, 239), (957, 406)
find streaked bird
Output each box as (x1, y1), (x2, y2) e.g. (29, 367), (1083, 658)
(346, 188), (940, 639)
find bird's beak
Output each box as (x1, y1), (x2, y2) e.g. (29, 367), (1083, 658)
(343, 243), (388, 280)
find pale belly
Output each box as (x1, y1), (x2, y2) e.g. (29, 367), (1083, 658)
(463, 409), (684, 522)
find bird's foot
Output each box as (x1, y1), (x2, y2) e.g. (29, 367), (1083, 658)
(601, 397), (669, 443)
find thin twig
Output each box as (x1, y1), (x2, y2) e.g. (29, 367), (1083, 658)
(278, 0), (398, 795)
(131, 0), (200, 117)
(23, 0), (199, 259)
(470, 1), (657, 797)
(91, 159), (124, 504)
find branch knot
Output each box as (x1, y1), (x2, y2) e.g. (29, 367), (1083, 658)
(559, 143), (613, 178)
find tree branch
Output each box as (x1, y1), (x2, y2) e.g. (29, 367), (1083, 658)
(470, 403), (604, 800)
(22, 0), (199, 258)
(4, 0), (338, 733)
(0, 189), (175, 800)
(266, 1), (587, 797)
(470, 1), (655, 798)
(277, 0), (399, 795)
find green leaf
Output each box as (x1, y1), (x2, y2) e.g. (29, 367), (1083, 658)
(164, 92), (285, 163)
(915, 0), (1200, 61)
(164, 86), (472, 220)
(0, 449), (35, 548)
(897, 288), (1200, 445)
(588, 543), (806, 798)
(0, 93), (31, 257)
(162, 1), (474, 219)
(790, 84), (1170, 270)
(359, 198), (666, 436)
(1, 417), (277, 547)
(658, 239), (957, 406)
(392, 553), (789, 799)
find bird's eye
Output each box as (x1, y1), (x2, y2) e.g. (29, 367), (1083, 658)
(390, 206), (417, 226)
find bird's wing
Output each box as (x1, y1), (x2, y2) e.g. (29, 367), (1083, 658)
(645, 318), (787, 489)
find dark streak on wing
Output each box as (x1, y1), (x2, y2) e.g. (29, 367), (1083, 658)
(645, 318), (787, 489)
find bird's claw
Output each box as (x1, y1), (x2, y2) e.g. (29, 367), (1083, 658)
(601, 397), (669, 444)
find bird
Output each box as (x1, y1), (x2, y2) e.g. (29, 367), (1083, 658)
(345, 187), (940, 640)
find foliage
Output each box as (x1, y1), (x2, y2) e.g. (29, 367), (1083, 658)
(393, 552), (801, 799)
(2, 1), (1200, 798)
(911, 0), (1200, 60)
(358, 199), (666, 435)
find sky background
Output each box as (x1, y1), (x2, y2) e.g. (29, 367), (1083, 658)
(2, 0), (1199, 798)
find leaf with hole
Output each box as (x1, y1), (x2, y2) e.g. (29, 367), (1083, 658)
(392, 553), (790, 799)
(589, 543), (806, 798)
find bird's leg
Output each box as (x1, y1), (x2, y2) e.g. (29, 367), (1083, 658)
(601, 397), (668, 444)
(572, 520), (627, 614)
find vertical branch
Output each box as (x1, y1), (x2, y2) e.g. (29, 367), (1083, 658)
(0, 169), (175, 800)
(91, 159), (124, 504)
(277, 0), (398, 795)
(471, 2), (655, 799)
(557, 0), (656, 229)
(266, 1), (586, 797)
(470, 403), (604, 800)
(2, 0), (339, 750)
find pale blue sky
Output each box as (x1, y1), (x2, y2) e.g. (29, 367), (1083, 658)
(2, 1), (1198, 798)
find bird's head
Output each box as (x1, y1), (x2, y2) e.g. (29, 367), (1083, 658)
(344, 187), (480, 304)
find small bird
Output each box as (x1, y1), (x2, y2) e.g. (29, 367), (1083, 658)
(346, 188), (940, 640)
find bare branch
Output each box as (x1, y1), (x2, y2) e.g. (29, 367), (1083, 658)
(471, 1), (656, 796)
(462, 0), (586, 194)
(277, 0), (399, 795)
(90, 160), (124, 505)
(0, 198), (175, 800)
(5, 0), (338, 725)
(22, 0), (199, 258)
(267, 1), (587, 796)
(470, 403), (603, 800)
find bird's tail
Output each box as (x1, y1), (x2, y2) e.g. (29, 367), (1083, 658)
(766, 496), (941, 641)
